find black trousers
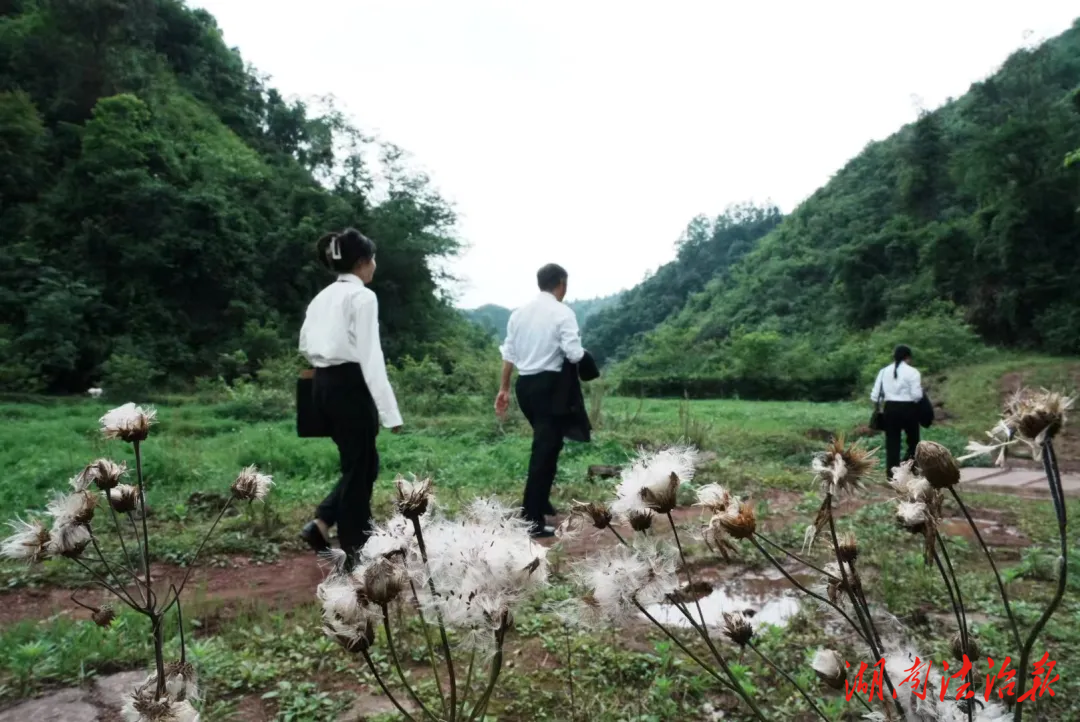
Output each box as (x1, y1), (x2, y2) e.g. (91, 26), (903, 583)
(313, 363), (380, 555)
(884, 401), (920, 479)
(516, 372), (564, 529)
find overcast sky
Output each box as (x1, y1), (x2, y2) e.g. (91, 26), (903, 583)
(190, 1), (1077, 309)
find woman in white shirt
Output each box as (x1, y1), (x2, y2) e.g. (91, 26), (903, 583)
(871, 344), (923, 479)
(298, 228), (403, 563)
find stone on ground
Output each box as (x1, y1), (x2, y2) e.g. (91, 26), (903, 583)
(0, 689), (98, 722)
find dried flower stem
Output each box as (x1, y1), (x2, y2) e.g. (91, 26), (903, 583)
(406, 577), (448, 716)
(134, 441), (154, 609)
(1014, 440), (1069, 722)
(754, 532), (836, 579)
(608, 526), (629, 547)
(748, 537), (868, 644)
(71, 557), (139, 612)
(381, 604), (438, 722)
(667, 513), (768, 721)
(848, 561), (885, 654)
(361, 648), (418, 722)
(824, 495), (903, 716)
(633, 599), (736, 692)
(466, 613), (510, 722)
(461, 648), (477, 713)
(947, 487), (1022, 657)
(165, 499), (234, 610)
(747, 642), (830, 722)
(935, 532), (974, 720)
(86, 529), (140, 608)
(151, 614), (167, 698)
(411, 517), (458, 721)
(932, 546), (974, 722)
(563, 623), (576, 721)
(107, 503), (145, 605)
(69, 592), (98, 614)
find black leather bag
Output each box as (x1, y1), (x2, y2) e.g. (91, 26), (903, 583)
(296, 371), (330, 438)
(917, 393), (935, 429)
(869, 374), (885, 432)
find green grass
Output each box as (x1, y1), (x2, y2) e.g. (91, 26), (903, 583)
(0, 365), (1077, 720)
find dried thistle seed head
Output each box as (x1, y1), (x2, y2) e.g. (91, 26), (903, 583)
(48, 523), (92, 559)
(100, 403), (156, 443)
(823, 562), (851, 606)
(325, 616), (376, 654)
(1, 518), (52, 564)
(121, 681), (177, 722)
(91, 604), (116, 628)
(694, 483), (732, 513)
(837, 531), (859, 563)
(811, 648), (847, 690)
(721, 611), (754, 646)
(162, 661), (199, 702)
(570, 500), (613, 530)
(109, 484), (140, 514)
(639, 471), (681, 514)
(949, 632), (980, 661)
(914, 441), (960, 490)
(715, 500), (756, 540)
(47, 491), (98, 527)
(74, 458), (128, 492)
(361, 557), (407, 606)
(1005, 389), (1074, 443)
(627, 509), (654, 532)
(896, 500), (931, 534)
(230, 465), (274, 502)
(394, 476), (432, 519)
(812, 435), (878, 494)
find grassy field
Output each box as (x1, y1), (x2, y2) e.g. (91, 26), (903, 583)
(0, 361), (1077, 720)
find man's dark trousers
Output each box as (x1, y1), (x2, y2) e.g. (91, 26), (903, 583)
(515, 371), (563, 530)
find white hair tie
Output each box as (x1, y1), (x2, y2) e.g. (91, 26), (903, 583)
(329, 234), (342, 260)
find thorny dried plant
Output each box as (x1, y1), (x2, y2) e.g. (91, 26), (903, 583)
(316, 486), (549, 721)
(1, 403), (272, 722)
(562, 423), (1065, 722)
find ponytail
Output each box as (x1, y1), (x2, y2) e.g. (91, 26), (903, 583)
(892, 344), (912, 379)
(315, 228), (376, 273)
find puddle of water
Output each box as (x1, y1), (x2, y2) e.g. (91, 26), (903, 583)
(645, 583), (802, 629)
(939, 517), (1025, 545)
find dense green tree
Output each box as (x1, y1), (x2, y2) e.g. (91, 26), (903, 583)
(0, 0), (469, 392)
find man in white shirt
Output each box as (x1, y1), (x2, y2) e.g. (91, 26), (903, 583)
(495, 264), (586, 537)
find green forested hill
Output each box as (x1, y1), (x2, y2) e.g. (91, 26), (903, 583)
(615, 20), (1080, 400)
(0, 0), (470, 393)
(582, 203), (783, 365)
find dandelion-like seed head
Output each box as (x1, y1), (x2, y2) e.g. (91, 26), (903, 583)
(394, 476), (432, 519)
(324, 616), (376, 655)
(914, 441), (960, 490)
(1, 518), (52, 564)
(571, 500), (613, 530)
(101, 403), (156, 443)
(949, 631), (980, 661)
(896, 500), (931, 534)
(162, 661), (200, 703)
(889, 460), (934, 502)
(120, 681), (174, 722)
(627, 509), (654, 533)
(823, 562), (851, 606)
(811, 648), (847, 690)
(714, 499), (756, 540)
(571, 541), (678, 624)
(612, 446), (698, 517)
(361, 515), (415, 561)
(48, 523), (92, 559)
(230, 465), (274, 502)
(1004, 388), (1074, 444)
(812, 436), (877, 495)
(837, 531), (859, 563)
(694, 483), (732, 513)
(109, 484), (141, 514)
(47, 491), (98, 527)
(74, 458), (128, 492)
(721, 611), (754, 647)
(360, 556), (408, 607)
(92, 604), (116, 628)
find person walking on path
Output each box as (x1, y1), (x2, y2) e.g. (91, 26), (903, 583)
(495, 264), (597, 538)
(871, 344), (923, 479)
(298, 228), (403, 562)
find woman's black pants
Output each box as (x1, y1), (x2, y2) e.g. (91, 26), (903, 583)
(884, 401), (920, 479)
(313, 363), (380, 556)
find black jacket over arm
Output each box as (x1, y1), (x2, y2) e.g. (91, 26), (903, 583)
(552, 352), (600, 443)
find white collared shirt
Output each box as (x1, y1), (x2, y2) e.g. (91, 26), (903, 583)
(500, 292), (586, 376)
(299, 274), (403, 428)
(870, 361), (923, 403)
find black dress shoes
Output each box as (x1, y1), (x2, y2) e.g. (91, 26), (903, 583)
(530, 525), (556, 539)
(300, 521), (330, 553)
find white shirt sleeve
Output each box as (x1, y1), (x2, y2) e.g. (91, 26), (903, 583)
(910, 367), (923, 401)
(500, 313), (517, 366)
(870, 369), (884, 402)
(558, 308), (586, 364)
(352, 293), (403, 429)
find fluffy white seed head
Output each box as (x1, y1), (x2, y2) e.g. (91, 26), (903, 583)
(1, 518), (51, 563)
(612, 446), (698, 516)
(101, 403), (156, 443)
(230, 465), (274, 502)
(572, 540), (679, 624)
